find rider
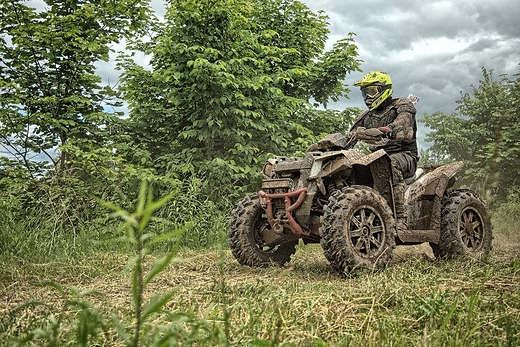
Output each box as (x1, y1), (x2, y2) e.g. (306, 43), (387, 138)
(350, 71), (419, 232)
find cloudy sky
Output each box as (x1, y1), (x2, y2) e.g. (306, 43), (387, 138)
(300, 0), (520, 139)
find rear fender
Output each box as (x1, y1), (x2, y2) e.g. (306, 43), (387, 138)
(404, 161), (464, 233)
(405, 161), (464, 202)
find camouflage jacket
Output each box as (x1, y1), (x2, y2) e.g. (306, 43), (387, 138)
(350, 97), (418, 158)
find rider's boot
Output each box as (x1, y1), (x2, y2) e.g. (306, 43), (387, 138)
(393, 181), (408, 233)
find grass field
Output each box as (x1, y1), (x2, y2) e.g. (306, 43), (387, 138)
(1, 223), (519, 346)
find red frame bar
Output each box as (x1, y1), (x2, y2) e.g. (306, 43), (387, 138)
(258, 188), (309, 236)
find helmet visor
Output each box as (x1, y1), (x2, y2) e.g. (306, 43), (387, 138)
(361, 85), (382, 99)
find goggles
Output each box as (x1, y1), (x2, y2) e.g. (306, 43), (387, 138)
(361, 85), (382, 99)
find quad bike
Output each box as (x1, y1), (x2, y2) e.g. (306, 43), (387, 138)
(228, 128), (493, 274)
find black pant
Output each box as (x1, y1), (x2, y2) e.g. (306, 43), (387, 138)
(389, 152), (417, 182)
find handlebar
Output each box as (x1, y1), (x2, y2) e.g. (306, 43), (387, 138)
(307, 127), (389, 152)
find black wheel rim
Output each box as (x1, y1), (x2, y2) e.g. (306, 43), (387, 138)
(460, 207), (485, 251)
(348, 205), (386, 258)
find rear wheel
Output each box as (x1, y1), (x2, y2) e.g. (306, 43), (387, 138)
(431, 189), (492, 259)
(228, 193), (298, 267)
(320, 186), (396, 275)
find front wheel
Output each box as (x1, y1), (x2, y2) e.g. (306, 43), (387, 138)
(228, 193), (298, 267)
(431, 189), (492, 259)
(320, 186), (396, 275)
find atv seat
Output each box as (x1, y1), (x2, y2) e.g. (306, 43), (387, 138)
(404, 168), (424, 185)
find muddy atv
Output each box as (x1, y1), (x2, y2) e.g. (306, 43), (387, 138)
(228, 128), (492, 274)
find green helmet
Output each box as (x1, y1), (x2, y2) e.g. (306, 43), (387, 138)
(354, 71), (393, 110)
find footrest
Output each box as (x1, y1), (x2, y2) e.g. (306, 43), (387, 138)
(397, 229), (439, 243)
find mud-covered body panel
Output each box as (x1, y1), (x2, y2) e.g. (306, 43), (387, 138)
(404, 161), (463, 236)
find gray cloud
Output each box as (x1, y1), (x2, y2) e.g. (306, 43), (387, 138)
(301, 0), (520, 149)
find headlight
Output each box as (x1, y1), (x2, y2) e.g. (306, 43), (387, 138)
(262, 162), (273, 178)
(262, 159), (276, 178)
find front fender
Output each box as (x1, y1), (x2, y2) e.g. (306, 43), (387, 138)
(307, 149), (378, 181)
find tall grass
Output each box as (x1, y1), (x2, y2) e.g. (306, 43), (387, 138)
(3, 245), (519, 346)
(492, 197), (520, 236)
(1, 187), (519, 346)
(0, 176), (228, 268)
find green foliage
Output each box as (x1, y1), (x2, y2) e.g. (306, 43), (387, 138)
(491, 188), (520, 237)
(1, 0), (361, 232)
(119, 0), (361, 201)
(0, 0), (151, 173)
(0, 158), (28, 226)
(156, 178), (230, 249)
(420, 111), (472, 162)
(249, 0), (360, 106)
(1, 181), (234, 346)
(0, 156), (227, 265)
(2, 155), (166, 232)
(420, 68), (520, 202)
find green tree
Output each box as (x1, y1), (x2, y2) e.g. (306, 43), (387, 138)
(0, 0), (151, 175)
(119, 0), (361, 200)
(249, 0), (360, 106)
(421, 68), (520, 202)
(0, 0), (156, 233)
